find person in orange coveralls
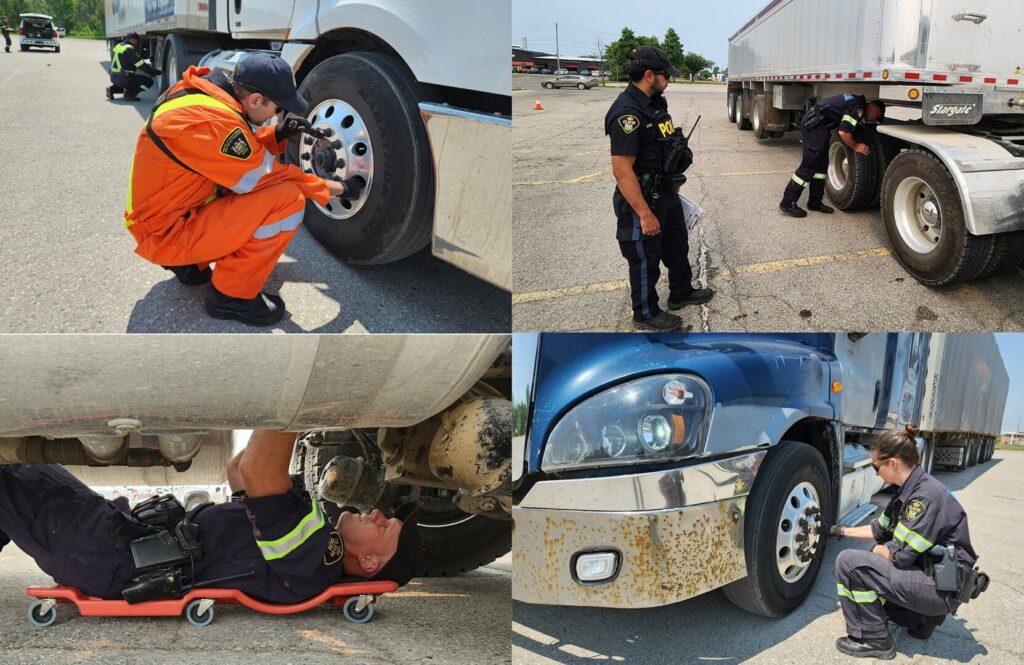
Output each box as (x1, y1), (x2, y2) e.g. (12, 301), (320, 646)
(124, 53), (364, 326)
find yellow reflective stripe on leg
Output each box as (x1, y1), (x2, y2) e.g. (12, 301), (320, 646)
(837, 584), (880, 603)
(255, 499), (325, 561)
(791, 174), (808, 187)
(842, 114), (859, 127)
(894, 522), (934, 553)
(813, 173), (827, 179)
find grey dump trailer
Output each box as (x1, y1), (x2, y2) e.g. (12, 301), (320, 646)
(728, 0), (1024, 286)
(919, 333), (1010, 470)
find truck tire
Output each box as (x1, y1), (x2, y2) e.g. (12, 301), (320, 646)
(977, 230), (1024, 279)
(291, 52), (434, 264)
(864, 128), (901, 208)
(751, 94), (768, 140)
(825, 131), (875, 210)
(415, 503), (510, 577)
(727, 92), (738, 123)
(722, 441), (831, 617)
(161, 34), (188, 93)
(735, 94), (751, 130)
(881, 149), (995, 286)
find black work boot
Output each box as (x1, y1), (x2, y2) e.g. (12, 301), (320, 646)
(205, 285), (286, 327)
(163, 264), (212, 286)
(835, 635), (896, 660)
(123, 91), (140, 101)
(808, 202), (835, 214)
(667, 288), (714, 310)
(106, 86), (115, 100)
(634, 311), (683, 331)
(779, 200), (808, 218)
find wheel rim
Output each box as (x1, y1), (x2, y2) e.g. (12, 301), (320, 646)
(775, 481), (822, 583)
(300, 99), (374, 221)
(893, 176), (942, 254)
(827, 141), (849, 191)
(753, 105), (761, 133)
(166, 52), (178, 89)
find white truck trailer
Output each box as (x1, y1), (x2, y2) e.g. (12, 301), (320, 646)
(727, 0), (1024, 286)
(920, 333), (1009, 471)
(104, 0), (511, 290)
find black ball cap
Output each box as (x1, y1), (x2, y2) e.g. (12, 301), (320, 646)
(630, 45), (681, 78)
(232, 53), (308, 115)
(369, 502), (423, 587)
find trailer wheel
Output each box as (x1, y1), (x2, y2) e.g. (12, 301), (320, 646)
(881, 149), (995, 286)
(864, 128), (901, 208)
(825, 132), (875, 210)
(751, 95), (768, 139)
(727, 92), (738, 122)
(977, 230), (1024, 279)
(28, 601), (56, 628)
(185, 599), (214, 627)
(291, 52), (434, 265)
(734, 94), (751, 130)
(722, 441), (831, 617)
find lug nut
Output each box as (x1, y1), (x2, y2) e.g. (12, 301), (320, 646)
(330, 140), (342, 150)
(303, 136), (314, 145)
(336, 158), (346, 169)
(301, 152), (310, 160)
(798, 518), (807, 528)
(795, 533), (806, 542)
(321, 127), (334, 137)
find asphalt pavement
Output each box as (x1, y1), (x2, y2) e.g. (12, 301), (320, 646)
(0, 545), (510, 665)
(0, 38), (510, 333)
(511, 75), (1024, 332)
(512, 449), (1024, 664)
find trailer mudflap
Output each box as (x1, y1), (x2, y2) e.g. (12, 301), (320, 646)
(512, 499), (747, 609)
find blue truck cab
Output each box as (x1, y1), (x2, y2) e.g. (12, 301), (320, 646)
(512, 333), (929, 616)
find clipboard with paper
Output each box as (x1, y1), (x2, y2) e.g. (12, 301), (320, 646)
(678, 194), (703, 231)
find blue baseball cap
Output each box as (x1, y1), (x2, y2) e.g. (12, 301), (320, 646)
(232, 53), (307, 115)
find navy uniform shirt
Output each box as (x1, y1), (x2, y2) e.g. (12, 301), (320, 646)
(815, 93), (867, 134)
(605, 84), (675, 173)
(870, 465), (977, 570)
(191, 477), (347, 604)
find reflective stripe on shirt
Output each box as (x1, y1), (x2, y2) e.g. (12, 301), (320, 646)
(255, 499), (326, 561)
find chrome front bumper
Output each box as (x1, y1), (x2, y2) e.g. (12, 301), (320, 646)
(512, 450), (765, 608)
(419, 103), (512, 290)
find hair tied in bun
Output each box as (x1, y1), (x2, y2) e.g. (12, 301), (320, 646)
(905, 424), (920, 438)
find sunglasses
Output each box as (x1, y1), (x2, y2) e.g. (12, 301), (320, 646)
(871, 458), (890, 473)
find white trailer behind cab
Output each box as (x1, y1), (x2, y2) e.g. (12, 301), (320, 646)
(727, 0), (1024, 287)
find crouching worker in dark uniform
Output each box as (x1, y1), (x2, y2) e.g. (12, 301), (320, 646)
(107, 32), (160, 102)
(606, 45), (713, 331)
(0, 430), (421, 604)
(779, 94), (885, 217)
(827, 425), (988, 659)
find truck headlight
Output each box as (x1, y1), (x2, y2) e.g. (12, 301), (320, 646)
(541, 374), (710, 472)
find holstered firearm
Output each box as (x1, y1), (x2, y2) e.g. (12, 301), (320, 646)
(803, 104), (825, 129)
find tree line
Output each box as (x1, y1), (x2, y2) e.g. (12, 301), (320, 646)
(1, 0), (105, 37)
(604, 27), (719, 81)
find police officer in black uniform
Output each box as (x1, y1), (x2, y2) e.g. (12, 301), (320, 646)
(828, 425), (985, 659)
(107, 32), (160, 102)
(779, 93), (885, 217)
(0, 430), (422, 603)
(606, 45), (713, 331)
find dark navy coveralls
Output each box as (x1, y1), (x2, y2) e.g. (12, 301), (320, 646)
(0, 465), (346, 603)
(836, 465), (977, 639)
(606, 84), (695, 321)
(110, 40), (158, 97)
(782, 93), (868, 208)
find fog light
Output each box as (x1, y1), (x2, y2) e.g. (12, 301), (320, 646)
(574, 551), (619, 583)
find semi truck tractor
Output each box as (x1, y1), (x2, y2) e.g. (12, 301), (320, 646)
(0, 334), (512, 577)
(512, 332), (1006, 616)
(104, 0), (511, 290)
(727, 0), (1024, 286)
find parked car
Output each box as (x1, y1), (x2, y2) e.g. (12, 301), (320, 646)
(539, 67), (552, 74)
(54, 25), (65, 37)
(577, 69), (591, 77)
(554, 68), (568, 75)
(19, 13), (60, 52)
(527, 66), (540, 74)
(542, 74), (598, 90)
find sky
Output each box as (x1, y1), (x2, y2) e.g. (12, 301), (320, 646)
(995, 334), (1024, 433)
(512, 0), (770, 69)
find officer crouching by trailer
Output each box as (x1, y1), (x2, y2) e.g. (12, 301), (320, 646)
(825, 425), (990, 660)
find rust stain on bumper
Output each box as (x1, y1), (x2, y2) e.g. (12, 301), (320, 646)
(512, 500), (747, 608)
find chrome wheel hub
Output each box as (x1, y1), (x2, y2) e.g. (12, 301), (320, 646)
(893, 176), (942, 254)
(776, 481), (822, 583)
(299, 99), (374, 220)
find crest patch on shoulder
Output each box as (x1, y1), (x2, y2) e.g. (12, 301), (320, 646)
(905, 498), (927, 521)
(323, 530), (344, 566)
(220, 127), (253, 160)
(618, 114), (639, 134)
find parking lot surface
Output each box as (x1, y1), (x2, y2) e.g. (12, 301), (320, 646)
(512, 76), (1024, 332)
(512, 450), (1024, 664)
(0, 38), (510, 334)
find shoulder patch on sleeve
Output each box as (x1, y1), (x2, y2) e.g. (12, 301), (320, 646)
(905, 498), (927, 521)
(618, 114), (639, 134)
(220, 127), (253, 160)
(323, 529), (344, 566)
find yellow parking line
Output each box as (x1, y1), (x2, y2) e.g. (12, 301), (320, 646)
(513, 247), (892, 304)
(514, 171), (606, 186)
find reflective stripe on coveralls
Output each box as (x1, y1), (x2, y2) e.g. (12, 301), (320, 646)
(842, 114), (859, 128)
(837, 583), (886, 605)
(256, 498), (326, 561)
(894, 521), (935, 553)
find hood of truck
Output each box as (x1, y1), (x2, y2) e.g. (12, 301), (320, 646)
(523, 333), (837, 477)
